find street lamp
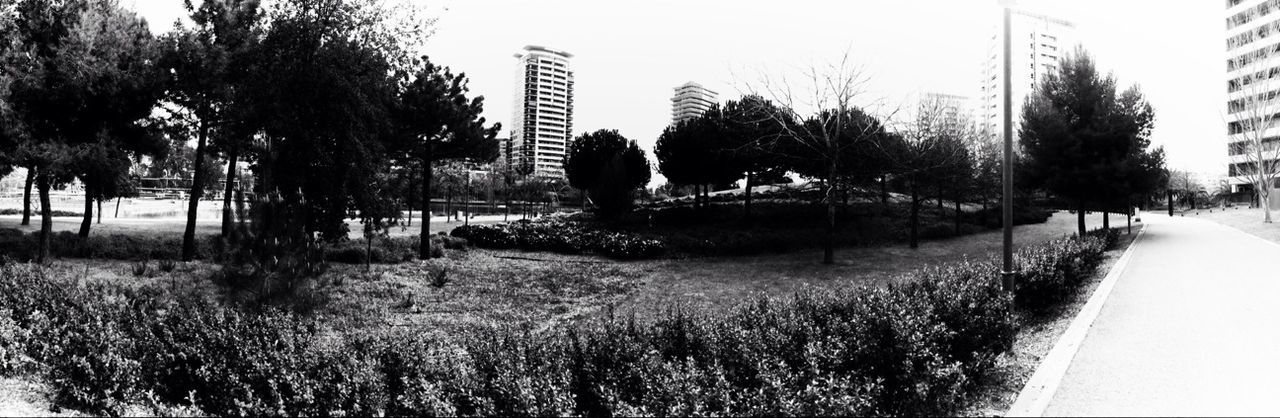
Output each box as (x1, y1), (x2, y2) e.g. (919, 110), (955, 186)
(1000, 0), (1016, 292)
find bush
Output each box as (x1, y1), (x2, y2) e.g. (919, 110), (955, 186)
(1012, 235), (1109, 314)
(0, 229), (218, 262)
(452, 220), (665, 260)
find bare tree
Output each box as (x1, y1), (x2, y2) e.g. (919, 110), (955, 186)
(1226, 52), (1280, 222)
(745, 51), (892, 264)
(893, 95), (975, 249)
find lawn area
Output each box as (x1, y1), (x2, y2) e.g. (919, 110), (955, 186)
(612, 210), (1118, 317)
(28, 209), (1119, 337)
(1174, 205), (1280, 244)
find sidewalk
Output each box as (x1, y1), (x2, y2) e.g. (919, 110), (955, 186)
(1028, 214), (1280, 416)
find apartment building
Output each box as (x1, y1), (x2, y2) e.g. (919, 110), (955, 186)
(977, 9), (1077, 142)
(507, 45), (575, 178)
(671, 82), (718, 125)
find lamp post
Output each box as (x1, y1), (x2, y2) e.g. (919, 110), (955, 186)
(1000, 0), (1016, 293)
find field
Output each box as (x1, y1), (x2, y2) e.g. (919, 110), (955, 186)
(16, 210), (1114, 333)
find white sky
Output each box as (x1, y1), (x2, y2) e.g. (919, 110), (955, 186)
(128, 0), (1227, 183)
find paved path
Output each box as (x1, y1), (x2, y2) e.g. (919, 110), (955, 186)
(1042, 214), (1280, 416)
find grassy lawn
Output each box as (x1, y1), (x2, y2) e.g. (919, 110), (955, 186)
(1173, 205), (1280, 244)
(612, 210), (1118, 317)
(30, 209), (1121, 339)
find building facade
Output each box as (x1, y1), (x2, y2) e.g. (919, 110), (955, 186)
(977, 9), (1076, 143)
(1225, 0), (1280, 194)
(671, 82), (718, 125)
(921, 92), (975, 131)
(508, 45), (575, 178)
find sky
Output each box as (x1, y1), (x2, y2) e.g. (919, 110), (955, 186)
(127, 0), (1227, 184)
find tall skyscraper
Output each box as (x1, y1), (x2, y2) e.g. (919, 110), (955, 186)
(508, 45), (575, 178)
(977, 9), (1076, 142)
(1225, 0), (1280, 194)
(671, 82), (718, 125)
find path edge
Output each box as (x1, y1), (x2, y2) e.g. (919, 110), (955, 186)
(1004, 224), (1147, 417)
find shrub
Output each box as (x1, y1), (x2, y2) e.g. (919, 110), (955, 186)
(1012, 235), (1109, 314)
(452, 220), (666, 260)
(157, 259), (177, 273)
(130, 260), (150, 277)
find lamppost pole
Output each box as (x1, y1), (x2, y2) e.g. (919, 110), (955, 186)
(1001, 1), (1016, 293)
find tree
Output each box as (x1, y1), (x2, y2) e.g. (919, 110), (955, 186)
(162, 0), (262, 260)
(394, 59), (499, 259)
(566, 129), (651, 219)
(1226, 51), (1280, 222)
(653, 110), (740, 210)
(892, 97), (973, 249)
(748, 53), (891, 264)
(721, 95), (787, 219)
(7, 0), (165, 260)
(1020, 49), (1153, 235)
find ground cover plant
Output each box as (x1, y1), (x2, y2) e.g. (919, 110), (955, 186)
(0, 228), (1124, 416)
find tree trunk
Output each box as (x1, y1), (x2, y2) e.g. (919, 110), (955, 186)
(221, 147), (239, 238)
(910, 183), (920, 249)
(445, 186), (453, 222)
(879, 174), (888, 205)
(1103, 211), (1110, 230)
(1264, 183), (1273, 223)
(1077, 201), (1087, 236)
(366, 232), (373, 271)
(407, 169), (414, 227)
(96, 199), (101, 224)
(954, 197), (961, 235)
(464, 187), (470, 226)
(743, 170), (754, 220)
(182, 116), (209, 261)
(21, 168), (33, 226)
(1167, 190), (1174, 217)
(79, 184), (93, 238)
(114, 196), (121, 218)
(37, 173), (52, 263)
(418, 152), (433, 260)
(823, 168), (836, 265)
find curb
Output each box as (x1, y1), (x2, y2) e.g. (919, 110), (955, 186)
(1005, 224), (1147, 417)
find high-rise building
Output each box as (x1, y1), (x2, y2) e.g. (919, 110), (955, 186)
(977, 9), (1076, 142)
(920, 92), (975, 130)
(1225, 0), (1280, 194)
(508, 45), (575, 178)
(671, 82), (718, 125)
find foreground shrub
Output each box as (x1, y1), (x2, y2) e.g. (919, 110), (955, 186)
(1012, 233), (1110, 314)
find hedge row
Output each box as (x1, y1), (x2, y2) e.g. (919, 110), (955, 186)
(0, 229), (468, 265)
(0, 231), (1122, 416)
(451, 220), (664, 260)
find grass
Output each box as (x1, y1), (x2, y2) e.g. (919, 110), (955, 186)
(610, 210), (1110, 317)
(1172, 205), (1280, 244)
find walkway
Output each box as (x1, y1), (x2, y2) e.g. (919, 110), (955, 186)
(1032, 214), (1280, 416)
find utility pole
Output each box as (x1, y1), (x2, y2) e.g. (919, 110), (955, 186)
(1001, 0), (1016, 293)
